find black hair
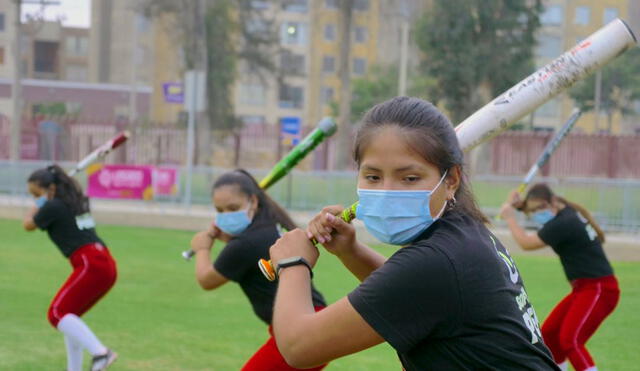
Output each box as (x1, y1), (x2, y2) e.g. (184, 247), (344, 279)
(27, 164), (90, 215)
(213, 169), (297, 230)
(353, 96), (488, 224)
(520, 183), (605, 243)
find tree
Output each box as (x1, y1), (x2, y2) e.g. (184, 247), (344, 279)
(415, 0), (542, 124)
(142, 0), (279, 128)
(141, 0), (280, 163)
(570, 47), (640, 132)
(335, 65), (437, 123)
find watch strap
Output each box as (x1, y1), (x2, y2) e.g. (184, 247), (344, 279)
(275, 256), (313, 279)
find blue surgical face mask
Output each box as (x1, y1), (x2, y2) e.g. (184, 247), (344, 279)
(531, 209), (555, 226)
(216, 208), (253, 236)
(356, 171), (448, 245)
(35, 195), (48, 208)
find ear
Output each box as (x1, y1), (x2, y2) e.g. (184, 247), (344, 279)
(444, 166), (461, 200)
(250, 194), (259, 210)
(48, 184), (57, 199)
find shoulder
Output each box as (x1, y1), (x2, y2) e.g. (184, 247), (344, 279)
(543, 206), (579, 230)
(382, 242), (459, 283)
(224, 223), (278, 251)
(37, 198), (68, 215)
(415, 211), (483, 249)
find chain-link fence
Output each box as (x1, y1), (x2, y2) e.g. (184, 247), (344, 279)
(2, 160), (639, 233)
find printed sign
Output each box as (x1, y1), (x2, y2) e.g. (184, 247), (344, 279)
(280, 116), (301, 147)
(153, 166), (179, 196)
(163, 82), (184, 104)
(87, 164), (154, 200)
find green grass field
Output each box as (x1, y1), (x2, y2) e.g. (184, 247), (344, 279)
(1, 218), (638, 370)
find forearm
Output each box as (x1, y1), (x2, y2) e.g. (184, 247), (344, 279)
(23, 208), (37, 231)
(336, 242), (387, 282)
(273, 266), (318, 365)
(505, 217), (532, 249)
(194, 249), (216, 289)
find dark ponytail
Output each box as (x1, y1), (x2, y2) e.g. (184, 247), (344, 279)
(213, 169), (297, 231)
(27, 165), (90, 215)
(522, 183), (606, 243)
(354, 96), (489, 224)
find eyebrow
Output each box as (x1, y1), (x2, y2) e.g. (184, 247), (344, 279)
(393, 165), (424, 173)
(360, 165), (381, 172)
(360, 164), (427, 173)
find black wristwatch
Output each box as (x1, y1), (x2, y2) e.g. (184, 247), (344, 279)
(276, 256), (314, 279)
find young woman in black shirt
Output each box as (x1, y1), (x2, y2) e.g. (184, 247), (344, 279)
(23, 165), (117, 371)
(189, 169), (327, 370)
(266, 97), (558, 370)
(500, 183), (619, 371)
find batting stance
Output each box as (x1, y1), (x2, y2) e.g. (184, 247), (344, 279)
(189, 169), (328, 370)
(23, 165), (117, 371)
(500, 183), (619, 371)
(267, 97), (558, 370)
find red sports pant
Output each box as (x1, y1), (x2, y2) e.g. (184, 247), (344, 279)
(48, 243), (117, 327)
(541, 275), (619, 371)
(241, 307), (328, 371)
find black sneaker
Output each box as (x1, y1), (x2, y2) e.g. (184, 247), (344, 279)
(90, 349), (117, 371)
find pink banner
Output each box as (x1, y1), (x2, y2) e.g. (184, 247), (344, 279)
(154, 167), (179, 196)
(87, 164), (154, 200)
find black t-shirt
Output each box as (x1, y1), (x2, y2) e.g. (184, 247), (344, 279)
(214, 209), (326, 324)
(537, 206), (613, 281)
(348, 211), (558, 371)
(33, 198), (104, 258)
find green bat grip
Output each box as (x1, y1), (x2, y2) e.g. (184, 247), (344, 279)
(259, 117), (337, 189)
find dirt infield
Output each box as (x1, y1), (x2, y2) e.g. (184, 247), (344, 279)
(2, 194), (637, 261)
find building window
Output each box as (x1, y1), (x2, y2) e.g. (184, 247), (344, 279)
(324, 24), (336, 41)
(281, 51), (305, 75)
(65, 65), (87, 81)
(354, 0), (369, 11)
(247, 19), (270, 34)
(34, 41), (59, 73)
(0, 47), (4, 65)
(321, 86), (334, 104)
(322, 56), (335, 73)
(279, 83), (304, 109)
(352, 58), (366, 75)
(603, 8), (619, 25)
(354, 26), (367, 43)
(325, 0), (337, 9)
(66, 36), (88, 56)
(250, 1), (269, 10)
(537, 98), (560, 118)
(240, 115), (266, 125)
(136, 15), (151, 33)
(540, 5), (563, 25)
(283, 0), (308, 13)
(574, 6), (590, 25)
(0, 13), (5, 32)
(239, 83), (267, 106)
(536, 35), (563, 58)
(281, 22), (307, 45)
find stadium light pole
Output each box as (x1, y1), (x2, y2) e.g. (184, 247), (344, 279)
(10, 0), (23, 161)
(10, 0), (60, 161)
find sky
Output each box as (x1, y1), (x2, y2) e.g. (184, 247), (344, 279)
(22, 0), (91, 28)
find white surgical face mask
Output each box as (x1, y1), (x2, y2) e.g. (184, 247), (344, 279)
(356, 170), (448, 245)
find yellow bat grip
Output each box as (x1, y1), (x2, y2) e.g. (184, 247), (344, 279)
(258, 203), (358, 281)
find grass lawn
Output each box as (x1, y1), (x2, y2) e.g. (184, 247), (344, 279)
(0, 218), (638, 370)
